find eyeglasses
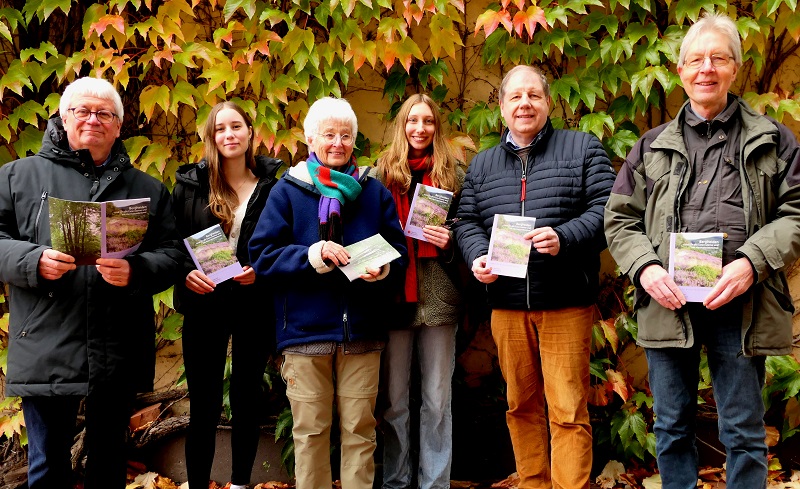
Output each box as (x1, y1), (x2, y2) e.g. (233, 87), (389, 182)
(68, 107), (118, 124)
(683, 54), (734, 70)
(317, 132), (354, 145)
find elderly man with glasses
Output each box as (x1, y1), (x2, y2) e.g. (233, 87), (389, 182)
(605, 13), (800, 489)
(0, 77), (182, 489)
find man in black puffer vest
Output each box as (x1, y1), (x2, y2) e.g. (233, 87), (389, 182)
(454, 65), (615, 489)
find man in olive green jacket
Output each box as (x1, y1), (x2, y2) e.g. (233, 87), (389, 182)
(604, 13), (800, 489)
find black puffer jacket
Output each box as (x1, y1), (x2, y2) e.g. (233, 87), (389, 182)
(454, 122), (616, 310)
(0, 117), (183, 396)
(171, 156), (283, 314)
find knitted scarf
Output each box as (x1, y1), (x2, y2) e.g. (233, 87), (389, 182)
(307, 152), (362, 243)
(390, 155), (439, 302)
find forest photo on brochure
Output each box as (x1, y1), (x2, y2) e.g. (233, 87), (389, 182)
(49, 196), (150, 265)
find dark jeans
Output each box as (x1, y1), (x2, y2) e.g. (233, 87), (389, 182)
(645, 302), (767, 489)
(182, 295), (272, 487)
(23, 387), (132, 489)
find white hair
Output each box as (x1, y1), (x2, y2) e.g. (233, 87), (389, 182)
(303, 97), (358, 143)
(678, 12), (743, 68)
(59, 77), (124, 121)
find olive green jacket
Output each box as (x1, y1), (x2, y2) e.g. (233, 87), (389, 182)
(604, 97), (800, 356)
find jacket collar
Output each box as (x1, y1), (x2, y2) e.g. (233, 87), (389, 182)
(499, 118), (553, 155)
(175, 155), (284, 189)
(652, 96), (778, 157)
(38, 116), (132, 172)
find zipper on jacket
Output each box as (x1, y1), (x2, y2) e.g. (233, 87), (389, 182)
(343, 310), (350, 342)
(671, 161), (688, 232)
(90, 177), (100, 196)
(34, 191), (47, 243)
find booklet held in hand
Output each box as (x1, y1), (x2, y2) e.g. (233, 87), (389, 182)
(403, 184), (455, 242)
(49, 196), (150, 265)
(668, 232), (723, 302)
(486, 214), (536, 278)
(183, 224), (244, 284)
(338, 234), (401, 282)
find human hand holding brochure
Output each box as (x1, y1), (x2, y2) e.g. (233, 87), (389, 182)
(404, 184), (454, 242)
(183, 224), (244, 284)
(338, 234), (401, 282)
(668, 232), (723, 302)
(49, 196), (150, 265)
(486, 214), (536, 278)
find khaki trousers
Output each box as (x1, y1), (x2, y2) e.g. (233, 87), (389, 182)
(282, 349), (380, 489)
(491, 306), (594, 489)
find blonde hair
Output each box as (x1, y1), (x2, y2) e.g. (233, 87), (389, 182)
(200, 101), (257, 233)
(377, 94), (460, 194)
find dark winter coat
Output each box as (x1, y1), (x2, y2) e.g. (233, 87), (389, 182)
(171, 156), (283, 315)
(454, 121), (616, 310)
(0, 117), (183, 397)
(249, 161), (408, 351)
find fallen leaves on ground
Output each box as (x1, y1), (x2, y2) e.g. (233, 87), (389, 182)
(125, 472), (180, 489)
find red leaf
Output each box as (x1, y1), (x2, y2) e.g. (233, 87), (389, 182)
(90, 14), (125, 37)
(474, 9), (513, 37)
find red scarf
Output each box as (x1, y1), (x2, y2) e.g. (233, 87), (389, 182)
(391, 156), (439, 302)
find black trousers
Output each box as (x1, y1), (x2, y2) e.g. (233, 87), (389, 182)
(182, 289), (272, 486)
(22, 385), (133, 489)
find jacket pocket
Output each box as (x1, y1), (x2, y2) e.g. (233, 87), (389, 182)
(12, 291), (53, 339)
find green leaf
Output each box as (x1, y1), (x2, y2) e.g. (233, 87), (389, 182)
(478, 132), (501, 152)
(0, 8), (24, 34)
(624, 22), (659, 45)
(431, 84), (448, 103)
(159, 313), (183, 341)
(383, 68), (409, 101)
(12, 125), (43, 158)
(22, 0), (71, 23)
(590, 358), (611, 380)
(275, 406), (294, 440)
(0, 60), (33, 101)
(199, 61), (240, 94)
(672, 0), (728, 24)
(466, 102), (500, 135)
(605, 129), (639, 159)
(223, 0), (258, 21)
(8, 101), (47, 130)
(550, 74), (579, 107)
(578, 112), (613, 140)
(418, 59), (448, 89)
(20, 42), (58, 63)
(124, 136), (152, 164)
(139, 84), (171, 121)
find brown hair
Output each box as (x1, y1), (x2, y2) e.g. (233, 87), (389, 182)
(376, 94), (460, 194)
(200, 101), (257, 233)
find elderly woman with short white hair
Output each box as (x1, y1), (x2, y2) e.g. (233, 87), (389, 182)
(249, 97), (407, 489)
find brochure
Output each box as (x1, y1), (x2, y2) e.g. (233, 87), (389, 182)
(338, 234), (402, 282)
(49, 196), (150, 266)
(183, 224), (244, 284)
(668, 232), (724, 302)
(486, 214), (537, 278)
(404, 184), (455, 242)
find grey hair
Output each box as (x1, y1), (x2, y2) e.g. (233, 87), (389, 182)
(678, 12), (743, 68)
(303, 97), (358, 143)
(499, 65), (550, 101)
(59, 77), (124, 121)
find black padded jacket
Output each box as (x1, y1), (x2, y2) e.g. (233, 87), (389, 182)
(454, 121), (616, 310)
